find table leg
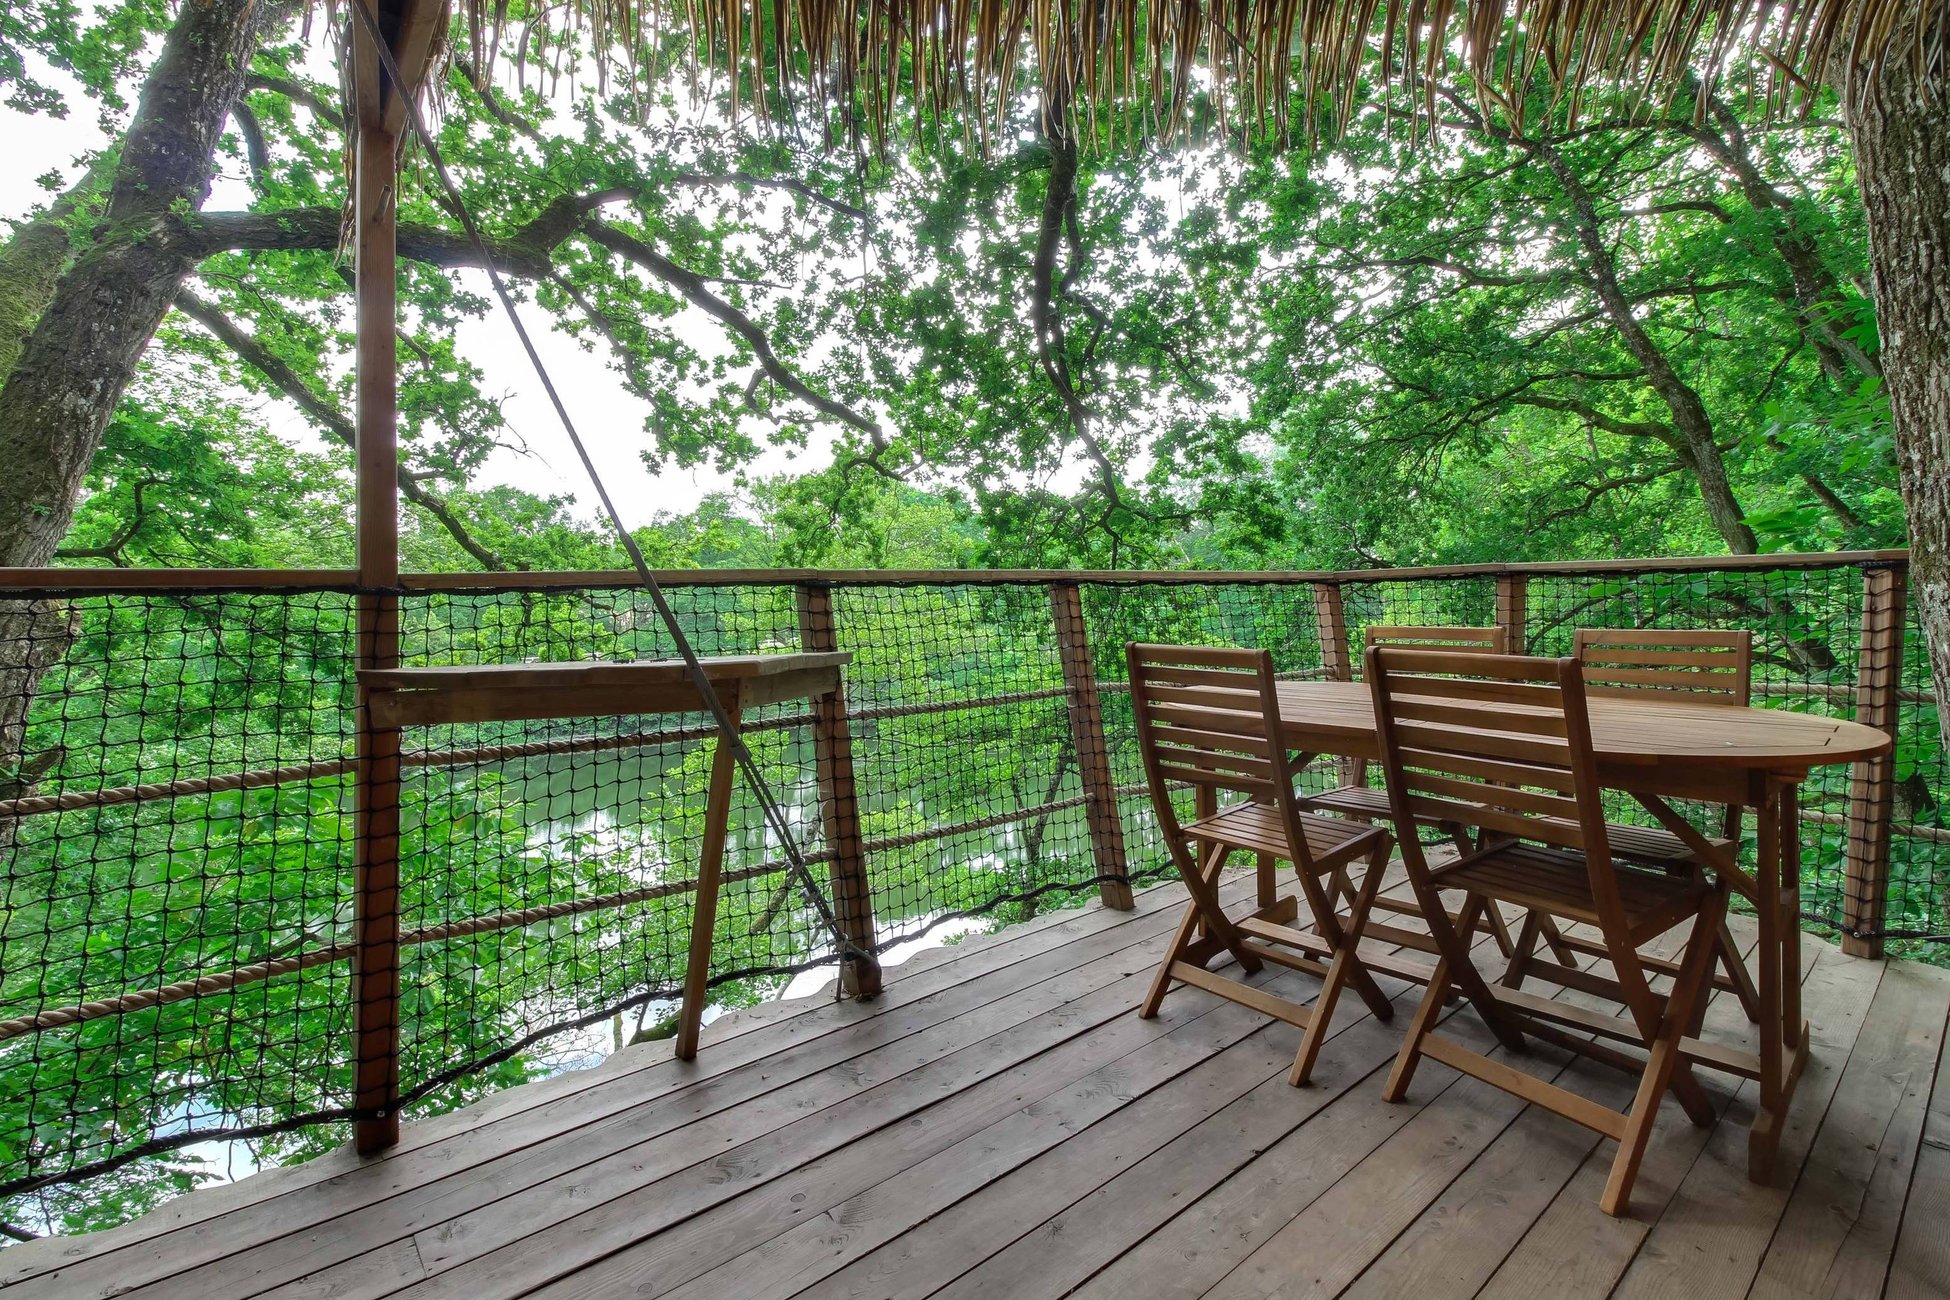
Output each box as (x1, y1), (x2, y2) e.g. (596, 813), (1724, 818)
(1749, 775), (1789, 1183)
(1779, 780), (1804, 1047)
(676, 704), (743, 1062)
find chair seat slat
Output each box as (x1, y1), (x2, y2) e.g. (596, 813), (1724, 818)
(1388, 674), (1568, 707)
(1139, 681), (1264, 708)
(1573, 627), (1748, 648)
(1151, 722), (1276, 757)
(1581, 665), (1739, 690)
(1152, 744), (1277, 780)
(1580, 647), (1741, 668)
(1154, 763), (1279, 795)
(1141, 663), (1283, 690)
(1368, 626), (1502, 645)
(1143, 700), (1268, 736)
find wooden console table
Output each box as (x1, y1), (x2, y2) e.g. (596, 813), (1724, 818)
(358, 651), (861, 1061)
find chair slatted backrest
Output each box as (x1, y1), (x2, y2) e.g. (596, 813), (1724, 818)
(1126, 643), (1317, 871)
(1365, 625), (1512, 656)
(1572, 628), (1751, 704)
(1365, 646), (1612, 865)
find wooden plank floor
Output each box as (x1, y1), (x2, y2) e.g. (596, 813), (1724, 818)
(8, 873), (1949, 1300)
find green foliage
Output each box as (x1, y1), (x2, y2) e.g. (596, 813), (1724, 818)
(1, 0), (1945, 1244)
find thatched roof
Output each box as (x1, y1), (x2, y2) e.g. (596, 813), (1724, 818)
(450, 0), (1944, 142)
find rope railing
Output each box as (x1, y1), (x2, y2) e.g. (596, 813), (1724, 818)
(0, 552), (1940, 1236)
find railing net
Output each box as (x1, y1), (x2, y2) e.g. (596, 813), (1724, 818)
(0, 560), (1943, 1238)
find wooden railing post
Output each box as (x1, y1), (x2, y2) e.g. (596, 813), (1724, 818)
(1495, 573), (1528, 655)
(1842, 564), (1907, 958)
(350, 19), (403, 1156)
(1312, 582), (1352, 681)
(1311, 583), (1358, 788)
(795, 584), (882, 997)
(1050, 582), (1134, 910)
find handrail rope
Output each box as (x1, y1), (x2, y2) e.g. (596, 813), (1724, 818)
(344, 0), (874, 985)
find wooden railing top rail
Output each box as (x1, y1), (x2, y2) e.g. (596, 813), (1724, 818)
(0, 549), (1914, 593)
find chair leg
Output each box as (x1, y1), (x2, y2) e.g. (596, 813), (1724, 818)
(1180, 841), (1262, 973)
(1717, 919), (1761, 1023)
(1385, 892), (1485, 1102)
(1320, 891), (1396, 1023)
(1292, 841), (1391, 1086)
(1600, 892), (1726, 1217)
(1436, 824), (1514, 959)
(1141, 843), (1256, 1018)
(1481, 899), (1518, 958)
(1500, 909), (1544, 990)
(1538, 913), (1580, 966)
(1139, 889), (1204, 1020)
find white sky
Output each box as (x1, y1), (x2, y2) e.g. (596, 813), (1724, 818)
(0, 54), (835, 531)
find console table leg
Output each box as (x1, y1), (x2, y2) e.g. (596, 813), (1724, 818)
(676, 703), (743, 1061)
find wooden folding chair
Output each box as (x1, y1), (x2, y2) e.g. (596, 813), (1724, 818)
(1129, 643), (1395, 1086)
(1515, 628), (1761, 1022)
(1303, 625), (1569, 966)
(1368, 646), (1729, 1217)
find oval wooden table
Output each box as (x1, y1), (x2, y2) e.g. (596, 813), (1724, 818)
(1268, 678), (1892, 1182)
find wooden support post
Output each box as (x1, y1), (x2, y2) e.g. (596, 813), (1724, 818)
(1312, 583), (1357, 788)
(1312, 582), (1352, 682)
(677, 691), (743, 1060)
(1050, 583), (1134, 910)
(1495, 573), (1528, 656)
(795, 586), (883, 995)
(350, 15), (403, 1156)
(1842, 565), (1906, 958)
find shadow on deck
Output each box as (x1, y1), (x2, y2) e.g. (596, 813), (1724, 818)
(6, 873), (1949, 1299)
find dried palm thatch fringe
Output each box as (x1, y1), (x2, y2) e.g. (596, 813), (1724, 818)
(434, 0), (1942, 143)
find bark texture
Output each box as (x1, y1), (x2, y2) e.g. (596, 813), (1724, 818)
(0, 0), (287, 568)
(1848, 53), (1950, 747)
(0, 0), (288, 788)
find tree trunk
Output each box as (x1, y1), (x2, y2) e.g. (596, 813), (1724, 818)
(1848, 54), (1950, 748)
(0, 0), (287, 568)
(0, 0), (288, 787)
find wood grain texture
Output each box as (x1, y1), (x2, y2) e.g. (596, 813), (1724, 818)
(9, 875), (1946, 1300)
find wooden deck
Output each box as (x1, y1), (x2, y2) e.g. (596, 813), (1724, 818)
(7, 872), (1950, 1300)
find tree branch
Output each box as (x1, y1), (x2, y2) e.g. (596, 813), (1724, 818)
(172, 290), (513, 570)
(1511, 393), (1678, 442)
(230, 100), (271, 190)
(579, 218), (889, 448)
(244, 71), (343, 130)
(1533, 463), (1687, 528)
(54, 477), (159, 565)
(670, 172), (870, 222)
